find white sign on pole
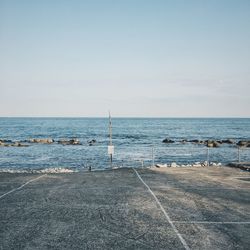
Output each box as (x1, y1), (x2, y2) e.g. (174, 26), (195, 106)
(108, 145), (114, 155)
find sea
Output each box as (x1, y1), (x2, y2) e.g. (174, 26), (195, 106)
(0, 118), (250, 172)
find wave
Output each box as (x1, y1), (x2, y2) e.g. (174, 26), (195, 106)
(0, 167), (78, 174)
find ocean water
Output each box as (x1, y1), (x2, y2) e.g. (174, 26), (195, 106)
(0, 118), (250, 171)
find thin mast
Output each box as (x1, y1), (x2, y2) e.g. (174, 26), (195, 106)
(109, 111), (113, 168)
(109, 111), (112, 146)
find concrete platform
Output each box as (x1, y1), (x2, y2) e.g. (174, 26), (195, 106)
(0, 166), (249, 249)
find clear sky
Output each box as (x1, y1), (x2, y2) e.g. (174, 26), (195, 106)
(0, 0), (249, 117)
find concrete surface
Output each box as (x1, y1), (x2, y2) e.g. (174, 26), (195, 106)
(0, 166), (249, 249)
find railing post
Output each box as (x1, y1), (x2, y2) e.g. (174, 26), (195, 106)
(206, 148), (210, 166)
(141, 159), (144, 168)
(238, 147), (240, 163)
(152, 146), (155, 167)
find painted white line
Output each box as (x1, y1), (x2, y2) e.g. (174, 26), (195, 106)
(155, 186), (250, 190)
(172, 221), (250, 225)
(234, 176), (250, 179)
(0, 175), (46, 200)
(133, 168), (190, 250)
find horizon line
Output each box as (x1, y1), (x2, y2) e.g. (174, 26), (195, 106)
(0, 116), (249, 119)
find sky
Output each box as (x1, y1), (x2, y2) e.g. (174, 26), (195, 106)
(0, 0), (250, 117)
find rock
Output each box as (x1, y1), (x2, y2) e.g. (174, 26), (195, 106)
(237, 141), (249, 147)
(156, 164), (168, 168)
(58, 139), (68, 145)
(210, 162), (222, 166)
(162, 138), (174, 143)
(189, 139), (204, 144)
(29, 138), (54, 144)
(58, 138), (81, 145)
(180, 139), (188, 143)
(189, 139), (200, 143)
(88, 139), (96, 146)
(170, 162), (177, 167)
(0, 141), (13, 147)
(206, 140), (220, 147)
(0, 139), (12, 143)
(213, 141), (220, 147)
(222, 139), (234, 144)
(192, 163), (202, 167)
(11, 142), (29, 147)
(69, 139), (81, 145)
(202, 161), (209, 166)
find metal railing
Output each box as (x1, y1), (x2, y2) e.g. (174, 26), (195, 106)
(111, 145), (250, 168)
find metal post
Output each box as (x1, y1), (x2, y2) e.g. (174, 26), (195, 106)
(109, 111), (112, 147)
(238, 147), (240, 163)
(109, 111), (113, 168)
(141, 160), (144, 168)
(206, 148), (209, 166)
(152, 146), (154, 167)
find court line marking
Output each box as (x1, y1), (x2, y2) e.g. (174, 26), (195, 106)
(153, 186), (250, 190)
(233, 177), (250, 179)
(0, 175), (46, 200)
(172, 221), (250, 225)
(133, 168), (190, 250)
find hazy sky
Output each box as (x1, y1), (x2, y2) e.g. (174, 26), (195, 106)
(0, 0), (250, 117)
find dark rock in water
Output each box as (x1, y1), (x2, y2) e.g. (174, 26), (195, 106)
(162, 138), (174, 143)
(180, 139), (188, 143)
(58, 138), (81, 145)
(88, 139), (97, 146)
(206, 140), (220, 148)
(237, 141), (249, 147)
(0, 139), (12, 143)
(189, 139), (204, 144)
(70, 139), (81, 145)
(11, 142), (29, 147)
(58, 140), (67, 144)
(222, 139), (234, 144)
(189, 139), (200, 143)
(0, 141), (29, 147)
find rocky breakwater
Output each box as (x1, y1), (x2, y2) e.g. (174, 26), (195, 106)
(0, 138), (90, 146)
(88, 139), (97, 146)
(162, 138), (175, 143)
(27, 138), (54, 144)
(58, 138), (81, 145)
(162, 137), (241, 148)
(237, 140), (250, 147)
(26, 138), (82, 145)
(0, 139), (29, 147)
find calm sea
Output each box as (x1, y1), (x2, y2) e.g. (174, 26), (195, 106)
(0, 118), (249, 171)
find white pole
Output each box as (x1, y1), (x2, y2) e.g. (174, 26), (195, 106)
(109, 111), (112, 146)
(238, 147), (240, 163)
(109, 111), (113, 168)
(206, 148), (209, 166)
(152, 146), (155, 167)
